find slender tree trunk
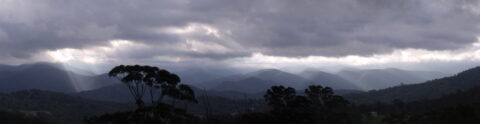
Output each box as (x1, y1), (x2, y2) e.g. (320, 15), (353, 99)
(184, 102), (189, 111)
(202, 89), (211, 121)
(243, 93), (251, 112)
(149, 87), (154, 104)
(171, 98), (177, 107)
(233, 98), (241, 114)
(158, 93), (165, 103)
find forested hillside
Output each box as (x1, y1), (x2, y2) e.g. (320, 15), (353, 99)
(345, 66), (480, 103)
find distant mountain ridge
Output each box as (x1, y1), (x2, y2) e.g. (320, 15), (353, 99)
(194, 68), (446, 93)
(0, 62), (450, 95)
(214, 77), (275, 93)
(0, 63), (119, 93)
(299, 70), (360, 90)
(194, 69), (310, 93)
(337, 68), (447, 90)
(78, 66), (480, 105)
(78, 82), (364, 103)
(243, 69), (309, 88)
(345, 66), (480, 103)
(0, 63), (77, 92)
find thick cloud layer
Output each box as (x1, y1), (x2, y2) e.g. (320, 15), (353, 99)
(0, 0), (479, 63)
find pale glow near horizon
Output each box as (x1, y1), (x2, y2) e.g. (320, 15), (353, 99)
(41, 37), (480, 73)
(46, 40), (144, 64)
(228, 40), (480, 69)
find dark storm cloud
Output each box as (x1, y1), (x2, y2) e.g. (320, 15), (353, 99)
(0, 0), (479, 62)
(227, 0), (480, 56)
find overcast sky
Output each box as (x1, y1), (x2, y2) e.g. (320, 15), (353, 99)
(0, 0), (480, 74)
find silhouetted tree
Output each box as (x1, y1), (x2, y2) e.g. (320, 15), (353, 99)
(177, 84), (198, 103)
(156, 69), (181, 102)
(264, 85), (296, 111)
(305, 85), (350, 124)
(262, 85), (351, 124)
(306, 85), (349, 108)
(109, 65), (154, 108)
(90, 65), (199, 124)
(109, 65), (197, 108)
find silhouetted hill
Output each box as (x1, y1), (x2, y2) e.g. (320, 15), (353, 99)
(176, 68), (217, 85)
(198, 69), (310, 93)
(77, 83), (268, 115)
(403, 85), (480, 113)
(214, 77), (273, 93)
(0, 89), (131, 124)
(381, 85), (480, 114)
(78, 83), (262, 102)
(0, 63), (119, 93)
(83, 73), (120, 90)
(355, 85), (480, 124)
(0, 65), (17, 71)
(195, 68), (445, 93)
(175, 68), (242, 85)
(244, 69), (309, 88)
(192, 74), (242, 90)
(0, 63), (77, 92)
(338, 68), (447, 90)
(410, 70), (449, 82)
(345, 66), (480, 103)
(76, 84), (133, 103)
(299, 70), (360, 90)
(194, 69), (378, 93)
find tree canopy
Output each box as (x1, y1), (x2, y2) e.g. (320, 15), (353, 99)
(108, 65), (197, 108)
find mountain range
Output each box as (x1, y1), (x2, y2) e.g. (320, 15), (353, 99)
(190, 68), (447, 93)
(0, 63), (119, 93)
(345, 66), (480, 103)
(337, 68), (447, 90)
(61, 64), (480, 107)
(0, 63), (449, 94)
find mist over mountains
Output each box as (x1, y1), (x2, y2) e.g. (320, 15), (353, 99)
(0, 62), (473, 105)
(184, 67), (447, 93)
(0, 62), (449, 94)
(337, 68), (448, 90)
(345, 66), (480, 103)
(0, 63), (119, 93)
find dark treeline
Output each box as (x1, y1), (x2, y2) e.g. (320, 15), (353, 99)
(357, 85), (480, 124)
(0, 89), (132, 124)
(346, 66), (480, 103)
(0, 110), (49, 124)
